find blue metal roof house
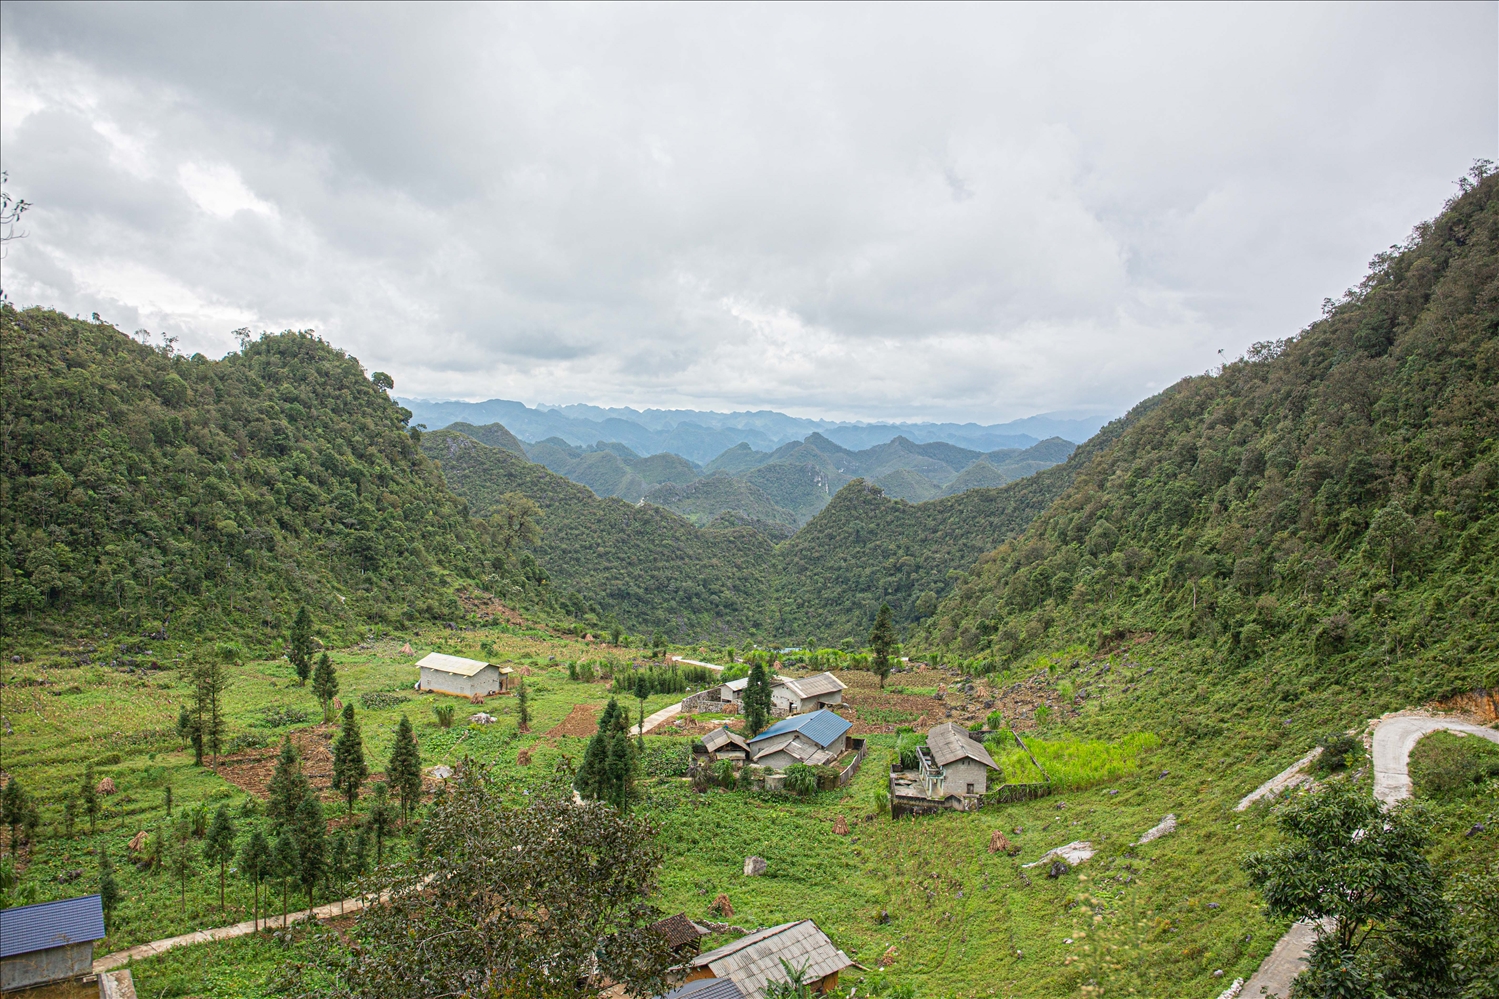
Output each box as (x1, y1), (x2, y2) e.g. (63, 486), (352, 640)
(747, 709), (853, 769)
(1, 894), (106, 991)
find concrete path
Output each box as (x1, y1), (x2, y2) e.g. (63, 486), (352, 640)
(1238, 710), (1498, 997)
(1234, 747), (1323, 812)
(674, 658), (725, 672)
(634, 701), (683, 736)
(93, 893), (371, 973)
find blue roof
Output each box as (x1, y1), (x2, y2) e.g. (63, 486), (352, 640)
(660, 977), (746, 999)
(0, 894), (106, 958)
(747, 709), (852, 749)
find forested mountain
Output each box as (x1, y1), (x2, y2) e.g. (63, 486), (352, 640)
(925, 171), (1499, 704)
(0, 311), (544, 646)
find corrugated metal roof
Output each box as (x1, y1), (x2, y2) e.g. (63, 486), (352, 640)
(748, 710), (851, 750)
(416, 652), (494, 677)
(690, 920), (852, 996)
(782, 672), (846, 699)
(723, 677), (750, 692)
(660, 977), (747, 999)
(0, 895), (106, 958)
(703, 727), (749, 753)
(927, 722), (999, 769)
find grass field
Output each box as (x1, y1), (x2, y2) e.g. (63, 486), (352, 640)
(4, 629), (1496, 998)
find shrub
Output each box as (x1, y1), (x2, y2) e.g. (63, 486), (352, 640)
(1409, 731), (1499, 798)
(254, 705), (309, 729)
(714, 760), (737, 790)
(985, 710), (1004, 730)
(360, 692), (409, 710)
(1313, 733), (1360, 774)
(433, 704), (456, 729)
(643, 743), (691, 779)
(783, 763), (819, 796)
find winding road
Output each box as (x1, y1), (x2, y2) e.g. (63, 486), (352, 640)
(1237, 710), (1499, 998)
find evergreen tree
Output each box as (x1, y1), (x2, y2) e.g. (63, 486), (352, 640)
(169, 820), (195, 913)
(575, 698), (637, 809)
(1, 778), (27, 852)
(366, 782), (396, 865)
(164, 784), (173, 817)
(272, 828), (298, 925)
(80, 764), (100, 834)
(191, 649), (230, 764)
(292, 795), (326, 911)
(516, 680), (531, 732)
(312, 652), (339, 722)
(633, 674), (648, 749)
(288, 606), (314, 685)
(62, 796), (77, 839)
(239, 829), (273, 931)
(332, 704), (368, 813)
(743, 661), (772, 735)
(868, 603), (898, 689)
(387, 715), (423, 824)
(605, 729), (637, 811)
(266, 736), (310, 823)
(176, 705), (192, 750)
(202, 805), (237, 912)
(97, 846), (119, 929)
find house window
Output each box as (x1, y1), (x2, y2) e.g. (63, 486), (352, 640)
(966, 783), (975, 795)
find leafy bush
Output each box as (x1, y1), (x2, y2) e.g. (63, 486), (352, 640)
(433, 704), (456, 729)
(1313, 733), (1360, 774)
(225, 731), (269, 754)
(254, 706), (309, 729)
(360, 691), (409, 710)
(783, 763), (820, 796)
(1409, 731), (1499, 798)
(643, 743), (691, 779)
(714, 760), (737, 789)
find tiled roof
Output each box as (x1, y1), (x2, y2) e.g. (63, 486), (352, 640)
(0, 895), (106, 958)
(782, 672), (846, 699)
(926, 722), (999, 769)
(690, 920), (853, 996)
(747, 710), (851, 750)
(659, 977), (747, 999)
(652, 912), (708, 950)
(416, 652), (494, 677)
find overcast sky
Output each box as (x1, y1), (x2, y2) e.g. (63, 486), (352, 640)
(1, 3), (1494, 424)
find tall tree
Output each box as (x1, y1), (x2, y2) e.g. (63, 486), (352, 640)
(266, 735), (310, 823)
(633, 674), (649, 749)
(239, 829), (273, 931)
(332, 704), (368, 814)
(169, 819), (195, 913)
(743, 661), (772, 735)
(312, 652), (339, 723)
(288, 606), (314, 685)
(868, 603), (897, 689)
(516, 679), (531, 733)
(97, 846), (119, 929)
(338, 763), (672, 999)
(574, 699), (637, 810)
(80, 764), (100, 834)
(191, 649), (231, 764)
(386, 715), (423, 824)
(366, 782), (396, 866)
(2, 778), (29, 853)
(292, 795), (326, 911)
(202, 805), (237, 912)
(272, 829), (299, 925)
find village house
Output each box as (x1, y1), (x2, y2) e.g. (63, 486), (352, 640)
(769, 672), (846, 714)
(923, 721), (1002, 796)
(683, 920), (853, 996)
(414, 652), (514, 698)
(698, 726), (751, 762)
(747, 710), (853, 769)
(0, 895), (106, 991)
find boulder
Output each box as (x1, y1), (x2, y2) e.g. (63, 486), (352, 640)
(429, 765), (453, 780)
(988, 829), (1020, 855)
(469, 712), (497, 725)
(743, 855), (767, 876)
(1134, 813), (1178, 845)
(1046, 860), (1070, 879)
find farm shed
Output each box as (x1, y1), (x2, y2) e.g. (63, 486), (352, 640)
(747, 710), (853, 769)
(652, 912), (710, 956)
(698, 726), (751, 762)
(684, 920), (852, 996)
(415, 652), (513, 697)
(0, 894), (106, 991)
(926, 721), (1001, 796)
(770, 672), (846, 714)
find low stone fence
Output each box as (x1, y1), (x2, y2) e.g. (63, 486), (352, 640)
(680, 690), (730, 714)
(836, 738), (868, 787)
(982, 781), (1053, 805)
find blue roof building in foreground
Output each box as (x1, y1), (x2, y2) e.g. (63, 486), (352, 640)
(0, 894), (106, 991)
(747, 708), (852, 750)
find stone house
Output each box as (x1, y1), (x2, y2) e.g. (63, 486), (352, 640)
(747, 710), (853, 769)
(415, 652), (513, 698)
(698, 726), (751, 762)
(770, 672), (846, 715)
(923, 722), (1001, 796)
(684, 920), (853, 996)
(0, 895), (106, 991)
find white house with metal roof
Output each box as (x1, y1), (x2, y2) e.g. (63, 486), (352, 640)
(684, 920), (853, 996)
(415, 652), (513, 698)
(747, 710), (853, 769)
(770, 672), (846, 714)
(0, 894), (106, 991)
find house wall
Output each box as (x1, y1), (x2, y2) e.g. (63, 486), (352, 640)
(754, 733), (825, 770)
(944, 758), (992, 796)
(419, 665), (501, 697)
(1, 942), (94, 991)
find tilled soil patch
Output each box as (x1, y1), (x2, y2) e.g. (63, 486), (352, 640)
(545, 703), (599, 738)
(212, 725), (342, 800)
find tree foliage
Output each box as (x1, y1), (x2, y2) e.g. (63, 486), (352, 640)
(386, 715), (422, 822)
(868, 602), (897, 687)
(743, 660), (773, 735)
(332, 703), (368, 812)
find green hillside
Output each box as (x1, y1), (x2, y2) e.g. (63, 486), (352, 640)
(925, 171), (1499, 705)
(0, 310), (538, 647)
(643, 473), (798, 528)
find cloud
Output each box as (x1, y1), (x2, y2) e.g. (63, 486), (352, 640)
(0, 2), (1494, 423)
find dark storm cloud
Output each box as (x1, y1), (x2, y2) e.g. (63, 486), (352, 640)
(1, 2), (1493, 422)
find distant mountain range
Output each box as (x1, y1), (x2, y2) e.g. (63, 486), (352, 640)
(400, 396), (1110, 464)
(439, 420), (1077, 528)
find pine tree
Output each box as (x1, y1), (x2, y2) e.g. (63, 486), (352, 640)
(868, 603), (898, 689)
(164, 784), (173, 818)
(202, 805), (237, 912)
(312, 652), (339, 722)
(743, 661), (772, 735)
(516, 680), (531, 732)
(366, 782), (396, 866)
(62, 796), (77, 839)
(605, 729), (637, 811)
(272, 829), (298, 925)
(80, 764), (100, 834)
(266, 736), (310, 823)
(97, 846), (119, 929)
(239, 829), (273, 931)
(176, 705), (193, 750)
(288, 606), (314, 685)
(633, 674), (649, 749)
(191, 650), (230, 764)
(387, 715), (422, 824)
(1, 778), (26, 853)
(292, 795), (326, 911)
(332, 704), (368, 813)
